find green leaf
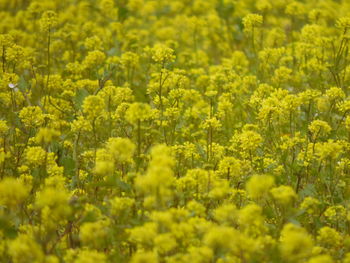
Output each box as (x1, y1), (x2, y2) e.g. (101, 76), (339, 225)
(0, 214), (17, 239)
(74, 88), (90, 109)
(61, 156), (75, 176)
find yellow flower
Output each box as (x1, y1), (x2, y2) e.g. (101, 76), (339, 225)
(324, 205), (346, 222)
(35, 127), (60, 144)
(19, 106), (45, 128)
(94, 149), (114, 176)
(300, 197), (321, 215)
(317, 227), (342, 249)
(325, 87), (345, 101)
(154, 233), (177, 254)
(0, 177), (29, 208)
(110, 197), (135, 217)
(308, 120), (332, 139)
(270, 185), (297, 205)
(106, 137), (135, 163)
(279, 223), (314, 261)
(125, 102), (153, 125)
(0, 120), (9, 135)
(307, 255), (334, 263)
(314, 140), (344, 161)
(130, 252), (158, 263)
(25, 146), (47, 167)
(73, 250), (107, 263)
(213, 203), (238, 225)
(39, 10), (58, 32)
(8, 234), (44, 263)
(82, 95), (105, 120)
(203, 226), (238, 254)
(83, 50), (106, 69)
(242, 14), (263, 34)
(238, 203), (265, 230)
(128, 222), (158, 248)
(285, 1), (305, 16)
(80, 218), (111, 249)
(246, 174), (275, 200)
(336, 17), (350, 30)
(151, 43), (175, 64)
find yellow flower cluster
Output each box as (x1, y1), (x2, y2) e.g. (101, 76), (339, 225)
(2, 0), (350, 262)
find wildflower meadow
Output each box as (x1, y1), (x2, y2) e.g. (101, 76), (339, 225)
(2, 0), (350, 262)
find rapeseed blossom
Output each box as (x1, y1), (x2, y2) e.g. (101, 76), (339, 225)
(2, 0), (350, 262)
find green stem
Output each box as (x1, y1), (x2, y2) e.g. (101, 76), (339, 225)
(44, 26), (51, 109)
(136, 120), (141, 171)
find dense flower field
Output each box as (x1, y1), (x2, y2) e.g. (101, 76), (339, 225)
(2, 0), (350, 262)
